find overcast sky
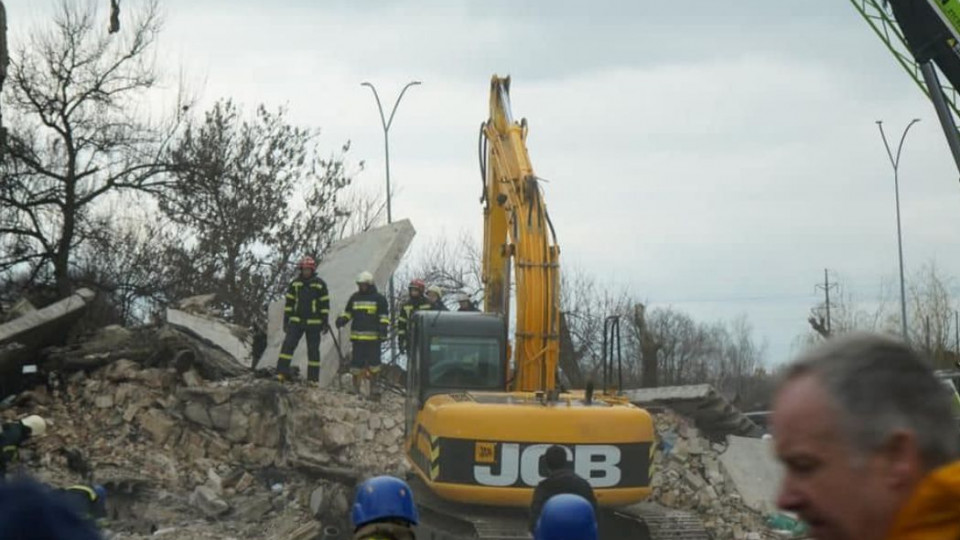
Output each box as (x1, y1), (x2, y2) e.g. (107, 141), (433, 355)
(13, 1), (960, 365)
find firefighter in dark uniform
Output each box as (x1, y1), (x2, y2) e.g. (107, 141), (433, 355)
(397, 279), (429, 355)
(278, 256), (330, 382)
(59, 484), (108, 527)
(336, 271), (389, 397)
(1, 415), (46, 478)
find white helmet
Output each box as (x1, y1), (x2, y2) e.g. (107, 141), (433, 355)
(21, 415), (47, 437)
(356, 271), (374, 284)
(456, 293), (470, 303)
(427, 285), (442, 296)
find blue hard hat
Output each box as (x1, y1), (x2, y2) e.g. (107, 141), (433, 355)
(534, 494), (598, 540)
(351, 476), (419, 529)
(93, 485), (107, 500)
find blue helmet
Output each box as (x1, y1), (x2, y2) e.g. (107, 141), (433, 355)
(351, 476), (419, 530)
(93, 485), (107, 500)
(535, 494), (598, 540)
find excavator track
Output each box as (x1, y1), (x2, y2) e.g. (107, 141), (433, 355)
(409, 477), (710, 540)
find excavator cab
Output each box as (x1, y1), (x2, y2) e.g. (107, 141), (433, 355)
(404, 311), (508, 437)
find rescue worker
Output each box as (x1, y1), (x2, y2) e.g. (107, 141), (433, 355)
(279, 255), (330, 383)
(0, 478), (102, 540)
(1, 415), (46, 477)
(59, 484), (108, 527)
(397, 279), (428, 355)
(534, 494), (598, 540)
(772, 332), (960, 539)
(336, 272), (389, 398)
(424, 285), (447, 311)
(529, 445), (597, 534)
(351, 475), (418, 540)
(456, 292), (478, 312)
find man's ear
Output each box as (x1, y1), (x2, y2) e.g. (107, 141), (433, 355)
(878, 430), (924, 489)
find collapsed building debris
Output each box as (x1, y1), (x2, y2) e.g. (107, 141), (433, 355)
(650, 411), (788, 539)
(4, 348), (408, 539)
(0, 289), (97, 400)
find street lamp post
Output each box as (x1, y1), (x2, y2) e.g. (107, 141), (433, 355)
(876, 118), (921, 344)
(361, 80), (421, 366)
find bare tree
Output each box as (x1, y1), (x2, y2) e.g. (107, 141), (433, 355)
(0, 0), (180, 296)
(159, 98), (356, 326)
(906, 261), (956, 367)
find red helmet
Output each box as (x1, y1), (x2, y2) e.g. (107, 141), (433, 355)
(409, 279), (426, 292)
(297, 256), (317, 270)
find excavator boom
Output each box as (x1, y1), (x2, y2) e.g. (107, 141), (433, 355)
(481, 75), (560, 393)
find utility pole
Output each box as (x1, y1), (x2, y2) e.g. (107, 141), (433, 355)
(814, 269), (839, 333)
(955, 309), (959, 356)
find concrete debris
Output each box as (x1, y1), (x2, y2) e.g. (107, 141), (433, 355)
(3, 351), (408, 537)
(258, 220), (416, 386)
(166, 308), (253, 368)
(190, 485), (230, 517)
(4, 297), (36, 322)
(718, 436), (784, 515)
(626, 384), (764, 439)
(652, 410), (781, 539)
(0, 289), (96, 400)
(177, 293), (219, 314)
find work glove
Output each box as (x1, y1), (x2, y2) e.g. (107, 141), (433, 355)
(335, 316), (348, 329)
(321, 318), (330, 333)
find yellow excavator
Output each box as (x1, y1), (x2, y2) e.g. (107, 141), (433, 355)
(402, 76), (708, 540)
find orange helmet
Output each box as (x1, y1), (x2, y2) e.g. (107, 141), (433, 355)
(297, 256), (317, 270)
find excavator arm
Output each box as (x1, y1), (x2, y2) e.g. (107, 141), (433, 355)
(480, 75), (560, 393)
(850, 0), (960, 175)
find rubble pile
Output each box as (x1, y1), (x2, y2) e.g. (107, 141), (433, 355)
(3, 351), (407, 539)
(651, 410), (774, 539)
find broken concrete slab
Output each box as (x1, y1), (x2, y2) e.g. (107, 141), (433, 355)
(717, 435), (783, 515)
(0, 289), (96, 399)
(0, 288), (95, 346)
(258, 220), (416, 387)
(166, 308), (253, 368)
(625, 384), (763, 439)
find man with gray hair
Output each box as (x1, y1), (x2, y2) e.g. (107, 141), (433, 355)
(772, 332), (960, 539)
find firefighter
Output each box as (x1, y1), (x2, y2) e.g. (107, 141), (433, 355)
(425, 285), (447, 311)
(397, 279), (429, 355)
(534, 494), (598, 540)
(336, 271), (389, 398)
(351, 475), (418, 540)
(1, 415), (46, 477)
(0, 478), (101, 540)
(279, 256), (330, 383)
(59, 484), (108, 527)
(456, 292), (479, 312)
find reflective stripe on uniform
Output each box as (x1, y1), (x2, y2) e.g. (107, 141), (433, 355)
(285, 294), (296, 300)
(308, 361), (321, 367)
(289, 316), (302, 323)
(279, 354), (294, 360)
(306, 319), (325, 325)
(67, 485), (98, 502)
(379, 317), (390, 324)
(352, 332), (381, 341)
(353, 301), (378, 313)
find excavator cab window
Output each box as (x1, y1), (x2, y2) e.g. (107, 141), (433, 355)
(427, 336), (501, 389)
